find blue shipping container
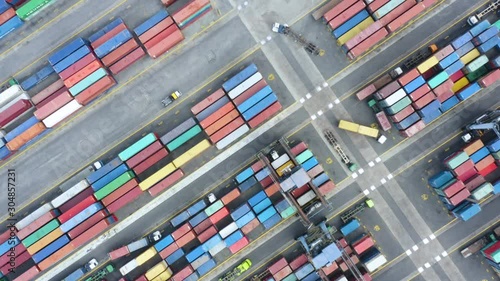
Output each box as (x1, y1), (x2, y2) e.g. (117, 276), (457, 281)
(53, 45), (91, 73)
(438, 53), (459, 69)
(86, 157), (122, 184)
(5, 116), (39, 142)
(275, 199), (291, 213)
(238, 176), (257, 192)
(472, 26), (499, 45)
(242, 93), (278, 121)
(0, 237), (19, 256)
(455, 41), (474, 57)
(471, 147), (490, 163)
(91, 163), (129, 191)
(202, 234), (222, 251)
(469, 20), (491, 37)
(186, 245), (206, 263)
(236, 167), (254, 184)
(237, 86), (272, 113)
(185, 273), (200, 281)
(60, 203), (103, 232)
(64, 268), (85, 281)
(312, 173), (329, 187)
(0, 1), (10, 14)
(257, 206), (277, 223)
(21, 65), (55, 90)
(493, 180), (500, 194)
(302, 157), (319, 171)
(165, 248), (184, 264)
(340, 219), (360, 236)
(171, 210), (190, 227)
(196, 96), (230, 122)
(255, 168), (269, 181)
(456, 82), (481, 101)
(440, 96), (459, 112)
(197, 259), (217, 276)
(396, 112), (420, 130)
(236, 211), (256, 228)
(224, 230), (243, 247)
(89, 18), (124, 43)
(222, 63), (258, 92)
(32, 235), (70, 263)
(428, 170), (453, 188)
(333, 10), (369, 38)
(248, 191), (266, 207)
(0, 146), (11, 160)
(0, 16), (24, 40)
(487, 138), (500, 152)
(445, 60), (465, 76)
(252, 198), (271, 214)
(0, 138), (5, 149)
(451, 32), (473, 49)
(323, 243), (342, 262)
(188, 200), (207, 216)
(302, 272), (320, 281)
(263, 213), (281, 229)
(421, 109), (442, 124)
(94, 29), (132, 58)
(154, 235), (174, 252)
(295, 263), (315, 280)
(189, 212), (208, 227)
(478, 36), (500, 53)
(231, 203), (251, 221)
(418, 100), (441, 117)
(403, 76), (425, 94)
(134, 10), (169, 36)
(453, 202), (481, 221)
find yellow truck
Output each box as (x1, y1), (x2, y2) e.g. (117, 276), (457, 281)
(339, 120), (387, 144)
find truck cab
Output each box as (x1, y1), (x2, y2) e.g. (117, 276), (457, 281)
(148, 231), (162, 243)
(162, 90), (182, 107)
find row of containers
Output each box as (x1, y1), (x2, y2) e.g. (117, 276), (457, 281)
(355, 19), (500, 138)
(0, 63), (285, 280)
(428, 137), (500, 221)
(114, 140), (336, 281)
(318, 0), (437, 59)
(480, 236), (500, 275)
(0, 0), (214, 161)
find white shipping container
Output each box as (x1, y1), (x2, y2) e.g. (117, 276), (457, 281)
(15, 202), (53, 230)
(209, 241), (226, 256)
(380, 88), (405, 108)
(120, 259), (138, 276)
(271, 153), (290, 170)
(219, 222), (238, 239)
(364, 254), (387, 272)
(471, 183), (493, 200)
(228, 72), (263, 99)
(51, 179), (90, 208)
(0, 92), (31, 112)
(192, 254), (211, 269)
(297, 190), (316, 207)
(216, 125), (249, 150)
(0, 85), (24, 108)
(127, 238), (149, 252)
(42, 100), (82, 128)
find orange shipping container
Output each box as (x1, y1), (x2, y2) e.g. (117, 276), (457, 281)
(37, 243), (76, 271)
(205, 109), (239, 136)
(191, 88), (225, 115)
(221, 188), (240, 205)
(139, 17), (175, 43)
(148, 30), (185, 59)
(0, 8), (15, 25)
(209, 117), (244, 143)
(144, 24), (178, 50)
(264, 182), (280, 196)
(7, 122), (46, 151)
(175, 230), (195, 248)
(200, 102), (235, 129)
(109, 47), (146, 75)
(463, 139), (484, 156)
(75, 76), (116, 105)
(101, 39), (139, 66)
(64, 60), (103, 88)
(27, 228), (64, 255)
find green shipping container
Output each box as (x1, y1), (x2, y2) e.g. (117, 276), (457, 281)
(95, 171), (135, 200)
(16, 0), (56, 20)
(179, 3), (212, 27)
(465, 55), (488, 74)
(373, 0), (405, 20)
(427, 71), (450, 89)
(22, 219), (60, 247)
(166, 125), (202, 151)
(386, 96), (411, 115)
(466, 65), (488, 82)
(69, 68), (107, 96)
(280, 206), (297, 219)
(204, 200), (224, 216)
(471, 182), (493, 200)
(296, 150), (313, 164)
(119, 133), (157, 161)
(445, 151), (469, 169)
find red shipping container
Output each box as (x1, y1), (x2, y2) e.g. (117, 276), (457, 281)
(16, 210), (59, 240)
(34, 91), (72, 120)
(397, 69), (419, 86)
(307, 165), (324, 178)
(289, 254), (308, 271)
(59, 53), (97, 80)
(251, 160), (264, 173)
(161, 0), (177, 6)
(91, 23), (127, 49)
(139, 17), (175, 43)
(75, 75), (116, 105)
(172, 265), (194, 281)
(328, 1), (366, 30)
(441, 180), (465, 198)
(147, 29), (184, 59)
(175, 230), (195, 248)
(432, 79), (454, 97)
(12, 265), (40, 281)
(172, 223), (192, 240)
(407, 84), (430, 102)
(241, 218), (260, 235)
(37, 243), (75, 271)
(274, 265), (292, 281)
(206, 108), (237, 136)
(399, 119), (425, 138)
(109, 246), (129, 260)
(436, 89), (454, 103)
(475, 155), (494, 171)
(449, 70), (465, 82)
(479, 69), (500, 88)
(291, 184), (310, 199)
(229, 236), (249, 254)
(456, 168), (477, 182)
(0, 243), (25, 268)
(355, 84), (377, 101)
(422, 67), (438, 80)
(0, 8), (15, 25)
(126, 141), (163, 168)
(101, 179), (138, 206)
(389, 105), (414, 123)
(193, 218), (212, 234)
(353, 235), (375, 255)
(422, 0), (437, 8)
(102, 39), (140, 66)
(318, 181), (336, 196)
(209, 206), (229, 224)
(483, 241), (500, 259)
(413, 92), (435, 110)
(344, 21), (383, 51)
(148, 169), (184, 196)
(290, 141), (307, 155)
(221, 188), (240, 205)
(58, 195), (97, 223)
(68, 210), (109, 239)
(71, 217), (116, 248)
(387, 3), (425, 32)
(109, 47), (146, 75)
(59, 187), (94, 213)
(32, 79), (65, 105)
(106, 186), (142, 213)
(368, 0), (389, 13)
(453, 159), (475, 177)
(264, 182), (280, 196)
(64, 60), (103, 88)
(0, 100), (32, 127)
(446, 188), (470, 206)
(380, 0), (417, 26)
(465, 174), (485, 192)
(0, 250), (31, 275)
(191, 89), (225, 115)
(200, 102), (235, 129)
(260, 176), (273, 188)
(322, 261), (339, 276)
(172, 0), (210, 23)
(376, 111), (392, 131)
(269, 257), (288, 275)
(375, 80), (400, 100)
(36, 86), (68, 109)
(248, 102), (282, 128)
(133, 148), (169, 175)
(347, 27), (389, 60)
(159, 242), (179, 259)
(198, 225), (217, 243)
(478, 162), (497, 177)
(144, 24), (178, 50)
(323, 0), (357, 22)
(434, 45), (454, 61)
(233, 79), (268, 105)
(209, 117), (245, 143)
(135, 275), (148, 281)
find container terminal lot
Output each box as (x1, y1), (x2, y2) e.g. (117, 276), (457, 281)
(0, 0), (498, 280)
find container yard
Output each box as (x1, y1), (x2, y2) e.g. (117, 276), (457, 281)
(1, 0), (500, 280)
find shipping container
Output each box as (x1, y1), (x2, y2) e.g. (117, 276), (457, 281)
(139, 17), (175, 43)
(172, 265), (194, 281)
(58, 195), (97, 223)
(133, 148), (168, 175)
(94, 29), (132, 58)
(68, 209), (109, 239)
(196, 96), (230, 122)
(6, 122), (46, 151)
(479, 69), (500, 87)
(191, 89), (225, 115)
(166, 125), (202, 151)
(15, 203), (53, 231)
(209, 206), (229, 224)
(332, 10), (370, 39)
(173, 140), (211, 167)
(42, 99), (82, 128)
(248, 102), (282, 128)
(148, 168), (184, 196)
(176, 231), (195, 248)
(159, 242), (179, 259)
(60, 202), (104, 232)
(340, 219), (360, 236)
(216, 124), (250, 150)
(0, 99), (32, 127)
(139, 162), (175, 191)
(348, 27), (388, 59)
(95, 171), (135, 200)
(74, 75), (116, 105)
(144, 23), (178, 49)
(91, 163), (129, 191)
(147, 29), (184, 58)
(323, 0), (357, 22)
(91, 23), (128, 49)
(328, 1), (366, 31)
(387, 3), (425, 32)
(228, 72), (263, 100)
(109, 47), (146, 74)
(12, 265), (40, 281)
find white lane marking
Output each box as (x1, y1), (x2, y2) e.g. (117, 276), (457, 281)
(375, 157), (381, 163)
(317, 110), (323, 116)
(316, 86), (322, 92)
(306, 93), (312, 99)
(328, 103), (333, 109)
(300, 98), (305, 103)
(244, 1), (248, 5)
(368, 161), (374, 167)
(358, 168), (364, 174)
(441, 251), (448, 257)
(434, 256), (441, 262)
(418, 267), (424, 273)
(334, 98), (340, 104)
(370, 185), (376, 191)
(311, 115), (317, 120)
(412, 245), (419, 251)
(429, 234), (436, 240)
(424, 263), (431, 268)
(387, 174), (393, 180)
(423, 238), (429, 244)
(406, 249), (412, 256)
(352, 172), (358, 179)
(363, 189), (370, 195)
(238, 5), (242, 10)
(380, 178), (386, 184)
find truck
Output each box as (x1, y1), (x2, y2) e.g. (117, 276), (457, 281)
(219, 259), (252, 281)
(460, 236), (490, 258)
(467, 0), (500, 25)
(108, 231), (161, 259)
(368, 99), (392, 131)
(338, 120), (387, 144)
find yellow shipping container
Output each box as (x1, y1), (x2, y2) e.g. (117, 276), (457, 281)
(337, 17), (375, 45)
(276, 160), (294, 177)
(357, 126), (379, 138)
(460, 49), (480, 65)
(139, 163), (176, 191)
(152, 267), (173, 281)
(452, 77), (469, 93)
(417, 56), (439, 74)
(27, 228), (64, 255)
(146, 261), (168, 280)
(173, 140), (211, 168)
(136, 247), (157, 266)
(339, 120), (360, 133)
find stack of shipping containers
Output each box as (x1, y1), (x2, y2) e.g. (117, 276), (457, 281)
(20, 65), (55, 91)
(428, 137), (500, 221)
(172, 0), (212, 30)
(0, 1), (23, 39)
(481, 238), (500, 275)
(134, 10), (184, 59)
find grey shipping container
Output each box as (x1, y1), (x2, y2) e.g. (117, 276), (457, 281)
(160, 118), (197, 145)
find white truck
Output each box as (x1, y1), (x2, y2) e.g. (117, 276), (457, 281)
(467, 0), (500, 25)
